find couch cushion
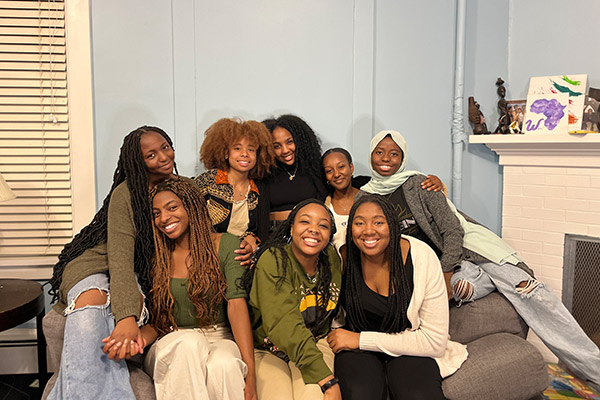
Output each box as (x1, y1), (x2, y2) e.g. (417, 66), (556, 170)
(442, 332), (549, 400)
(449, 292), (528, 344)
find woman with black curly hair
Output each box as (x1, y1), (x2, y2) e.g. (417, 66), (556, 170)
(262, 115), (328, 225)
(47, 126), (177, 399)
(195, 118), (275, 247)
(244, 199), (342, 400)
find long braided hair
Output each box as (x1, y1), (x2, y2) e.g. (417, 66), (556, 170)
(49, 126), (176, 302)
(343, 194), (412, 333)
(241, 198), (336, 336)
(263, 115), (327, 199)
(149, 177), (227, 335)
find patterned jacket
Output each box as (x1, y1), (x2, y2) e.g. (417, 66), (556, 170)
(194, 169), (261, 237)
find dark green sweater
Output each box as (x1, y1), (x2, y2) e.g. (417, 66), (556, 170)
(53, 181), (141, 322)
(249, 244), (341, 384)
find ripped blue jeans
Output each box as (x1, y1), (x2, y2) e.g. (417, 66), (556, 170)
(47, 273), (137, 400)
(451, 261), (600, 386)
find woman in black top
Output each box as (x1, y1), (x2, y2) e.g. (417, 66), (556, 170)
(262, 115), (328, 224)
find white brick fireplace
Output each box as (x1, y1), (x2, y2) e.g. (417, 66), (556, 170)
(469, 134), (600, 361)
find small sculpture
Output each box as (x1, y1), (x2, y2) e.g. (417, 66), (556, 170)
(494, 77), (510, 134)
(468, 96), (489, 134)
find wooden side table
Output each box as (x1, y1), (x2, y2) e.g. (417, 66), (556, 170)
(0, 279), (47, 387)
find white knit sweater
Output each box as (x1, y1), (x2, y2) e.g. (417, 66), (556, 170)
(359, 235), (469, 378)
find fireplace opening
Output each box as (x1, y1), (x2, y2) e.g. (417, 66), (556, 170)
(562, 234), (600, 347)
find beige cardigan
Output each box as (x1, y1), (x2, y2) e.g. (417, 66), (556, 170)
(359, 235), (468, 378)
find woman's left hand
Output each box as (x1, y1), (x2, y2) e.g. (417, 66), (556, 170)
(327, 328), (360, 353)
(234, 239), (254, 266)
(421, 174), (444, 192)
(235, 234), (259, 266)
(243, 376), (257, 400)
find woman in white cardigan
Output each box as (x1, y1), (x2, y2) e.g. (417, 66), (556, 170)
(327, 194), (467, 400)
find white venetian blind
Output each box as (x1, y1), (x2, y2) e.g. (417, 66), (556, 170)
(0, 0), (71, 264)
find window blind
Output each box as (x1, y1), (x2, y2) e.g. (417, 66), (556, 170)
(0, 0), (71, 264)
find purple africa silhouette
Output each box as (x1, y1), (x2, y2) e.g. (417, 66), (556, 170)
(526, 98), (566, 131)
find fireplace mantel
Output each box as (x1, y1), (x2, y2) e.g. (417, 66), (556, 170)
(469, 132), (600, 362)
(469, 134), (600, 167)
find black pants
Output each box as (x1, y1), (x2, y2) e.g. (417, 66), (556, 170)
(335, 350), (444, 400)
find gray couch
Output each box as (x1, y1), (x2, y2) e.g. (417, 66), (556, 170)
(42, 292), (548, 400)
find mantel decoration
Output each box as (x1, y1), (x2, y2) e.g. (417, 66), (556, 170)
(494, 78), (510, 134)
(581, 87), (600, 133)
(524, 74), (588, 134)
(468, 96), (489, 134)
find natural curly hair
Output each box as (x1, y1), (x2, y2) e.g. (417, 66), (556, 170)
(200, 118), (275, 180)
(149, 177), (228, 335)
(263, 114), (327, 199)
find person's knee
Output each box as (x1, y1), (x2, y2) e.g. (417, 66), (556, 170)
(515, 279), (542, 297)
(453, 279), (474, 301)
(73, 289), (109, 309)
(208, 342), (245, 377)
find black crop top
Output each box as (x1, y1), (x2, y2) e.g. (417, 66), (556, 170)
(267, 166), (324, 212)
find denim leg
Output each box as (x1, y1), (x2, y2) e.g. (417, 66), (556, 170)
(479, 262), (600, 385)
(450, 260), (496, 303)
(47, 274), (136, 400)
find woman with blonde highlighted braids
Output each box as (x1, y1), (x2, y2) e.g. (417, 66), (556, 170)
(139, 177), (257, 400)
(195, 118), (275, 252)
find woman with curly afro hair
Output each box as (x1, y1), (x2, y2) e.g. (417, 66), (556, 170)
(261, 115), (328, 231)
(195, 118), (275, 252)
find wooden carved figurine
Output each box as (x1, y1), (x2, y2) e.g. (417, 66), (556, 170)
(468, 96), (489, 134)
(494, 77), (510, 134)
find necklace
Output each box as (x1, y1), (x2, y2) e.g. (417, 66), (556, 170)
(285, 165), (298, 181)
(306, 268), (319, 284)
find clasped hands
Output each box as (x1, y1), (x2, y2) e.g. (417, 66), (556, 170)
(102, 316), (146, 361)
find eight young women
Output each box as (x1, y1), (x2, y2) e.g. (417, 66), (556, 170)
(137, 177), (256, 400)
(328, 194), (467, 399)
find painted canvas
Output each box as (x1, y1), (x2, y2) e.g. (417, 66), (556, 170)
(527, 74), (588, 131)
(523, 93), (569, 134)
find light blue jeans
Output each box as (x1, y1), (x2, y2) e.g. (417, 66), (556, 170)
(451, 260), (600, 386)
(47, 273), (136, 400)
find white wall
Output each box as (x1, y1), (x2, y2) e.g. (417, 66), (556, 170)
(461, 0), (510, 233)
(507, 0), (600, 96)
(90, 0), (476, 222)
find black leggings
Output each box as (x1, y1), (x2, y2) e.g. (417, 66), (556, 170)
(335, 350), (444, 400)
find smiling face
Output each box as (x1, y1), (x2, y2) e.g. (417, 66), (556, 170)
(227, 136), (257, 175)
(323, 151), (354, 192)
(140, 131), (175, 184)
(371, 136), (403, 176)
(152, 190), (190, 244)
(351, 201), (390, 258)
(290, 202), (332, 260)
(272, 127), (296, 165)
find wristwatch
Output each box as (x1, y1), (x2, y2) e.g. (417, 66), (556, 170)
(320, 377), (339, 393)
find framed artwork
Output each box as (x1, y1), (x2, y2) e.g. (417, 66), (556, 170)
(581, 96), (599, 132)
(523, 93), (569, 134)
(527, 74), (587, 131)
(507, 100), (526, 134)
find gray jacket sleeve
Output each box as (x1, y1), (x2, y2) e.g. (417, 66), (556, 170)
(402, 176), (465, 273)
